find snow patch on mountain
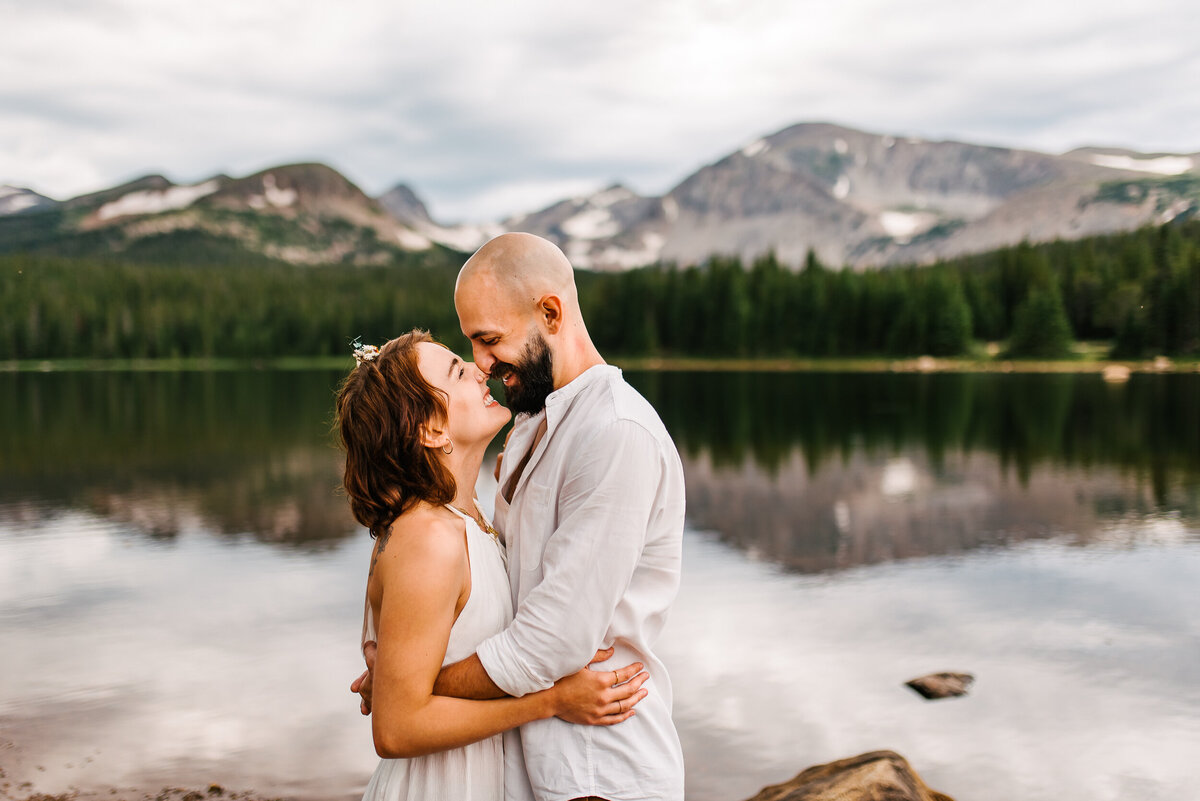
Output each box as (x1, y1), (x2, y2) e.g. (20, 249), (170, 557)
(420, 222), (502, 252)
(562, 206), (620, 240)
(834, 138), (849, 155)
(97, 180), (219, 220)
(1159, 199), (1193, 224)
(741, 139), (769, 158)
(589, 185), (637, 207)
(880, 210), (938, 243)
(564, 239), (591, 268)
(661, 196), (679, 222)
(601, 233), (666, 269)
(577, 232), (666, 270)
(5, 195), (39, 213)
(1088, 154), (1194, 175)
(394, 228), (432, 249)
(833, 175), (851, 200)
(0, 188), (42, 214)
(246, 174), (297, 210)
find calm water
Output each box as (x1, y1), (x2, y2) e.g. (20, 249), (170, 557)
(1, 370), (1198, 801)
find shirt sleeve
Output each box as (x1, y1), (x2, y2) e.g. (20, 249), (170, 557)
(476, 418), (662, 697)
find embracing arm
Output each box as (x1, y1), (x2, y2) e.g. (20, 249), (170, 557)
(370, 518), (559, 757)
(473, 420), (663, 698)
(431, 646), (641, 707)
(432, 652), (506, 700)
(370, 516), (648, 756)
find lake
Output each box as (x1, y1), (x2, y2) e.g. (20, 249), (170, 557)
(1, 369), (1198, 801)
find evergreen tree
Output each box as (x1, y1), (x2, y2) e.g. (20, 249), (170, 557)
(7, 219), (1200, 362)
(924, 271), (973, 356)
(1007, 284), (1074, 358)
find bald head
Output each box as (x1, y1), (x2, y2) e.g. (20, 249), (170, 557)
(454, 233), (602, 391)
(456, 232), (576, 311)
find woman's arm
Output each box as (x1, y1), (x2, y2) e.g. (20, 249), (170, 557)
(370, 516), (646, 759)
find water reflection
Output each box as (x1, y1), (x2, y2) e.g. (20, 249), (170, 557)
(3, 371), (1198, 565)
(628, 371), (1200, 494)
(0, 511), (375, 800)
(0, 370), (358, 547)
(659, 532), (1200, 801)
(623, 371), (1200, 570)
(2, 369), (1199, 801)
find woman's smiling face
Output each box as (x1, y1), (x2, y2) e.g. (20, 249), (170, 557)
(415, 341), (510, 450)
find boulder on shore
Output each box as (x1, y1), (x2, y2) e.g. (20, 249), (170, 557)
(904, 672), (974, 700)
(742, 750), (955, 801)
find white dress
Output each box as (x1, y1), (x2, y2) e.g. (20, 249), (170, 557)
(360, 505), (516, 801)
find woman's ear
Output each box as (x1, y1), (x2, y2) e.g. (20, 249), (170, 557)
(418, 422), (449, 451)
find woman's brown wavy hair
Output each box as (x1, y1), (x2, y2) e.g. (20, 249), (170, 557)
(335, 330), (456, 539)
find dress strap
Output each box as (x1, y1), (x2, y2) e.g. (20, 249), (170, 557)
(444, 505), (472, 521)
(445, 504), (499, 540)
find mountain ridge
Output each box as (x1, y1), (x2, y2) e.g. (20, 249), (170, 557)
(3, 122), (1197, 268)
(517, 122), (1198, 270)
(1, 163), (443, 265)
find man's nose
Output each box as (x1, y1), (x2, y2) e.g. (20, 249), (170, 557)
(472, 345), (495, 375)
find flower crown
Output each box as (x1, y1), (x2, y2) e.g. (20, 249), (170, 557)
(351, 338), (380, 366)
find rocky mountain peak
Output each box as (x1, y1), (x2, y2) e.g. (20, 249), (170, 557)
(509, 122), (1199, 270)
(64, 174), (176, 212)
(377, 183), (434, 226)
(207, 163), (377, 215)
(6, 122), (1197, 270)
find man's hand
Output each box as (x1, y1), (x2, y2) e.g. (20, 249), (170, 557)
(350, 640), (377, 715)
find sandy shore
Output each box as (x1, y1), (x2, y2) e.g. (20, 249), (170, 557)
(0, 776), (292, 801)
(0, 754), (353, 801)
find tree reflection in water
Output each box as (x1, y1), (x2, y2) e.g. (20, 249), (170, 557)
(632, 371), (1200, 571)
(0, 369), (358, 548)
(2, 370), (1197, 567)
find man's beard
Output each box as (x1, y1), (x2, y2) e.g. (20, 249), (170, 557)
(491, 332), (555, 416)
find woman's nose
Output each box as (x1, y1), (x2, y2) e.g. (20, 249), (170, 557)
(471, 364), (486, 382)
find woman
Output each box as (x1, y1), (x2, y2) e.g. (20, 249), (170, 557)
(335, 331), (648, 801)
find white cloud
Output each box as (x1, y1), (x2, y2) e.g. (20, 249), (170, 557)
(1, 0), (1197, 221)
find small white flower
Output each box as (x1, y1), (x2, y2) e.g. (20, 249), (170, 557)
(352, 340), (380, 366)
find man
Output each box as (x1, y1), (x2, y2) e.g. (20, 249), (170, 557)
(354, 232), (686, 801)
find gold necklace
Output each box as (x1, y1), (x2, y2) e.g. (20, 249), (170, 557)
(451, 504), (500, 542)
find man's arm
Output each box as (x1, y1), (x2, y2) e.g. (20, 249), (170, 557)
(433, 647), (622, 701)
(474, 419), (664, 697)
(433, 653), (506, 699)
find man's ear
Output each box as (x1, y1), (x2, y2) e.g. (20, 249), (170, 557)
(538, 294), (564, 334)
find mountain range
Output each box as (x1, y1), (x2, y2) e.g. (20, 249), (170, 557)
(3, 122), (1197, 269)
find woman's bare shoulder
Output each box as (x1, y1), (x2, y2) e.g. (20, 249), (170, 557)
(374, 504), (467, 577)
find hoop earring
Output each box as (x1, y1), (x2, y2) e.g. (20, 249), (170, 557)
(441, 441), (454, 455)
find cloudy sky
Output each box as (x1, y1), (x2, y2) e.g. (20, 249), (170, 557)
(3, 0), (1198, 222)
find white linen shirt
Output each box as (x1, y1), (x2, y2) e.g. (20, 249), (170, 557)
(478, 364), (686, 801)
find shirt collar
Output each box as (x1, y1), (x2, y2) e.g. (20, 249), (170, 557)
(543, 363), (619, 431)
(546, 363), (618, 408)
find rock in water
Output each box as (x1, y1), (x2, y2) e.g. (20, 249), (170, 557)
(743, 750), (955, 801)
(905, 672), (975, 700)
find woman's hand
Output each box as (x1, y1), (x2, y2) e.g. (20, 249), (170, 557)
(551, 647), (649, 726)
